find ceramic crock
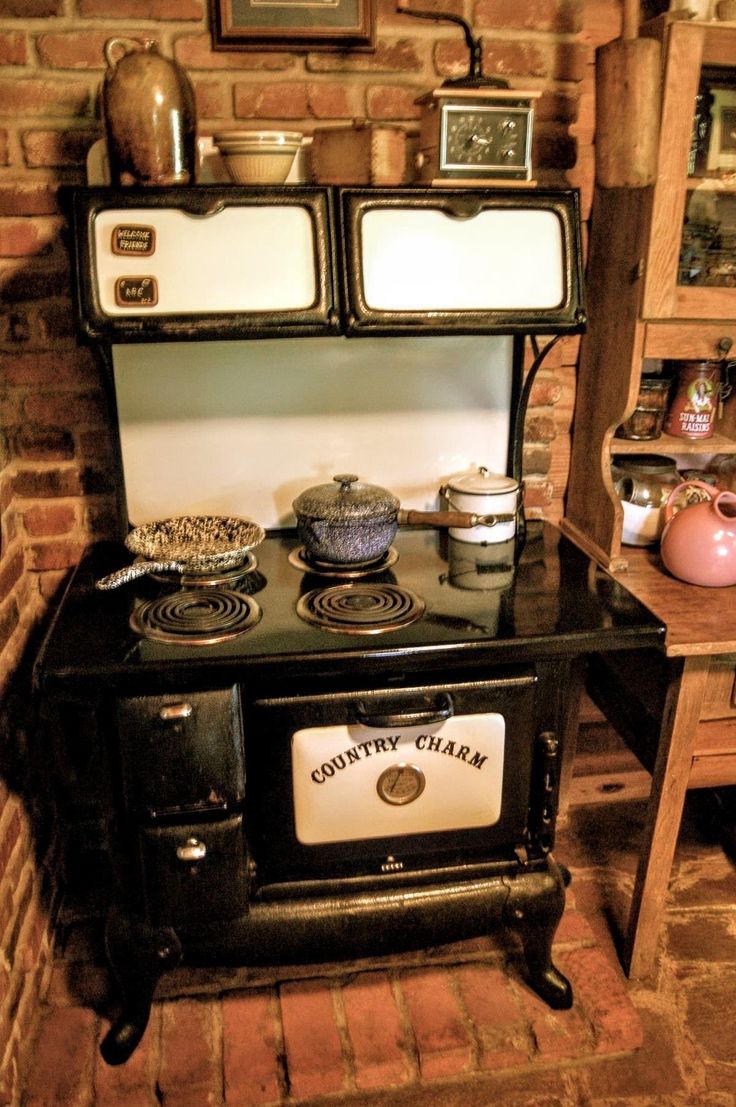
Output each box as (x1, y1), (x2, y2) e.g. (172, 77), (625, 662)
(102, 37), (197, 186)
(660, 481), (736, 587)
(441, 467), (518, 544)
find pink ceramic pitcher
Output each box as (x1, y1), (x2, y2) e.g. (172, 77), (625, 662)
(660, 480), (736, 587)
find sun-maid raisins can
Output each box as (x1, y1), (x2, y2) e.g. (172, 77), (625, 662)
(663, 361), (719, 440)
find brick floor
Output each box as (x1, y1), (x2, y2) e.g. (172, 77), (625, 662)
(20, 899), (644, 1107)
(19, 790), (736, 1106)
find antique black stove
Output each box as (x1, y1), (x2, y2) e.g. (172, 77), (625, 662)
(35, 183), (663, 1064)
(35, 524), (662, 1063)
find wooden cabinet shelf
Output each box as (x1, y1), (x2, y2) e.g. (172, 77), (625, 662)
(611, 431), (736, 456)
(563, 15), (736, 572)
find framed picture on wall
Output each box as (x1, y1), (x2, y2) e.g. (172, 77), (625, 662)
(210, 0), (375, 50)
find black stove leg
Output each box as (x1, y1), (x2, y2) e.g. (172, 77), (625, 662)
(504, 858), (573, 1011)
(100, 905), (182, 1065)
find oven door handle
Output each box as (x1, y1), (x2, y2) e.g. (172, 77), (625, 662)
(351, 693), (454, 729)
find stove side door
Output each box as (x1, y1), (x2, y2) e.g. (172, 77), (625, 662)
(114, 687), (245, 817)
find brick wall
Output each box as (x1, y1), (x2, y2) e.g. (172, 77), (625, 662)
(0, 0), (619, 1099)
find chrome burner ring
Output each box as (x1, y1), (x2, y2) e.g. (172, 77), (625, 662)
(296, 583), (424, 634)
(131, 588), (261, 645)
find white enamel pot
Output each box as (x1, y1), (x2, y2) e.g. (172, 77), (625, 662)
(440, 467), (519, 544)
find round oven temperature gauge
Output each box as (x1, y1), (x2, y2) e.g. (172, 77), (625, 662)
(376, 763), (425, 806)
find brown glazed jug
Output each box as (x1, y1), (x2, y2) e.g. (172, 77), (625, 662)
(102, 38), (197, 186)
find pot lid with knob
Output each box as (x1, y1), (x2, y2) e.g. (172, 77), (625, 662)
(292, 474), (400, 524)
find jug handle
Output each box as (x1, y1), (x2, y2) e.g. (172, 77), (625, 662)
(104, 37), (151, 69)
(663, 480), (717, 524)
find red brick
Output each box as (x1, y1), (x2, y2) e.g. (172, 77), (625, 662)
(22, 1006), (98, 1107)
(1, 264), (69, 302)
(279, 979), (346, 1099)
(0, 33), (27, 65)
(33, 298), (78, 342)
(454, 964), (531, 1070)
(193, 79), (228, 120)
(21, 129), (96, 169)
(341, 971), (413, 1090)
(25, 540), (86, 571)
(0, 220), (49, 259)
(12, 465), (83, 499)
(22, 503), (76, 537)
(307, 81), (361, 119)
(14, 429), (75, 460)
(79, 0), (202, 16)
(558, 945), (644, 1055)
(222, 990), (283, 1105)
(0, 79), (90, 117)
(308, 39), (423, 72)
(517, 983), (592, 1060)
(555, 907), (597, 945)
(176, 33), (294, 70)
(3, 351), (98, 387)
(398, 967), (473, 1080)
(525, 414), (558, 443)
(234, 82), (309, 120)
(529, 374), (563, 407)
(366, 84), (422, 120)
(94, 1006), (161, 1105)
(0, 0), (62, 12)
(475, 0), (582, 33)
(36, 32), (111, 69)
(158, 998), (221, 1106)
(23, 391), (105, 427)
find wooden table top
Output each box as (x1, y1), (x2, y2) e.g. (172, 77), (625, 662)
(614, 545), (736, 657)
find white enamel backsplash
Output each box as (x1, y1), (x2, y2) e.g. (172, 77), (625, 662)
(112, 334), (513, 529)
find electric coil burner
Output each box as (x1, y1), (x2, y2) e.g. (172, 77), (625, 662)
(131, 588), (262, 645)
(34, 525), (664, 1067)
(296, 581), (424, 634)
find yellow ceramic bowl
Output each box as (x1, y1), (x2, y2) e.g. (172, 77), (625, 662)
(214, 130), (302, 183)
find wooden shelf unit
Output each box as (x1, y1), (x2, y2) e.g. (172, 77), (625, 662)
(561, 13), (736, 982)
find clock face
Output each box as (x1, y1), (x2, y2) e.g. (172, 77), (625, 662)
(440, 103), (532, 178)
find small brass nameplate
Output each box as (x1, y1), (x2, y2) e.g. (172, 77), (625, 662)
(115, 277), (159, 307)
(111, 225), (156, 256)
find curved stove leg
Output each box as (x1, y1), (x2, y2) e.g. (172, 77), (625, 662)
(504, 857), (573, 1010)
(100, 906), (182, 1065)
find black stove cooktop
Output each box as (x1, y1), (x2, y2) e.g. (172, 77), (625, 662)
(34, 523), (664, 696)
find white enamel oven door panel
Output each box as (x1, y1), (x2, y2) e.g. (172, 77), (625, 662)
(292, 715), (505, 844)
(247, 668), (538, 884)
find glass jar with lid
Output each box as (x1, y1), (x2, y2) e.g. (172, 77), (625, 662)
(611, 455), (682, 547)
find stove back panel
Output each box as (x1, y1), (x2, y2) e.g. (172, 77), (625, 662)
(112, 334), (513, 529)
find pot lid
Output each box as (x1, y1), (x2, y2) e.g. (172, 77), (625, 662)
(293, 474), (400, 523)
(445, 466), (519, 495)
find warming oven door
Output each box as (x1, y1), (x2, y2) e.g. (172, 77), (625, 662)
(245, 666), (540, 887)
